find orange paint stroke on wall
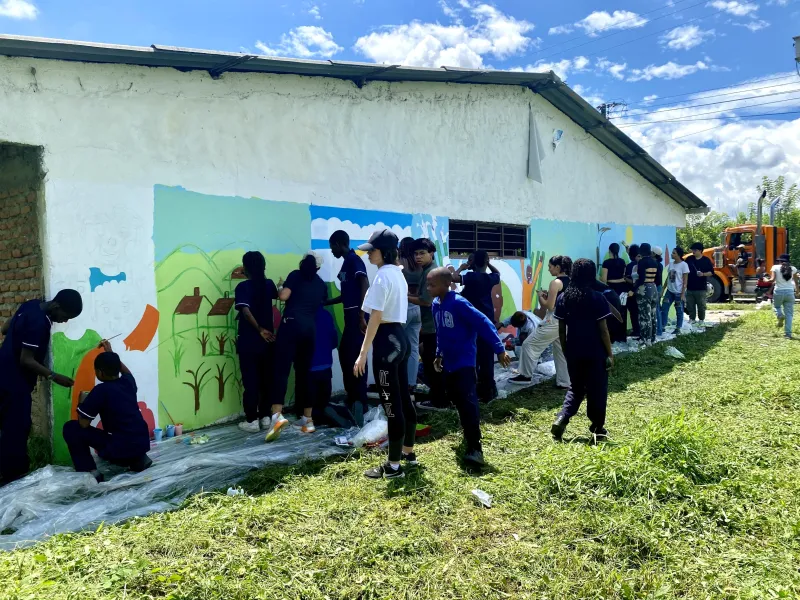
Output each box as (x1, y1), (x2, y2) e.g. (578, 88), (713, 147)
(124, 304), (160, 351)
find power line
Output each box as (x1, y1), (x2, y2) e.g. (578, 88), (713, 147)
(533, 0), (707, 62)
(616, 94), (800, 126)
(618, 86), (800, 117)
(642, 123), (731, 148)
(626, 77), (800, 109)
(618, 109), (800, 127)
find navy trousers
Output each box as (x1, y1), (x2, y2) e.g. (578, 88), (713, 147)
(475, 338), (497, 402)
(557, 356), (608, 432)
(339, 310), (367, 425)
(62, 420), (149, 472)
(273, 317), (315, 410)
(239, 346), (274, 422)
(0, 385), (32, 485)
(446, 367), (483, 453)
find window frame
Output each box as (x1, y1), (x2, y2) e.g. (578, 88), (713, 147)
(448, 220), (529, 260)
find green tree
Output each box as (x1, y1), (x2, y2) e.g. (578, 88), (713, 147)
(757, 176), (800, 261)
(677, 211), (734, 251)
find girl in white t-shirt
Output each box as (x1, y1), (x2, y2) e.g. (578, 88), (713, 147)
(355, 229), (416, 479)
(766, 254), (798, 338)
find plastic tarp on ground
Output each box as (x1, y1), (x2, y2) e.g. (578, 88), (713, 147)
(0, 425), (347, 550)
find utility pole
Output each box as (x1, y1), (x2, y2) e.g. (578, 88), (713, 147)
(597, 101), (627, 119)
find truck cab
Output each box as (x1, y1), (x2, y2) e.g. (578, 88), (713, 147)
(704, 224), (787, 302)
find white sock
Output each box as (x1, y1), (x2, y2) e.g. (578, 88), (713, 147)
(388, 462), (400, 470)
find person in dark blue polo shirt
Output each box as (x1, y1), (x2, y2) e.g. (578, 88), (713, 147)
(453, 250), (501, 403)
(63, 340), (151, 483)
(327, 230), (369, 425)
(235, 251), (279, 434)
(429, 267), (511, 467)
(551, 259), (614, 443)
(0, 289), (82, 486)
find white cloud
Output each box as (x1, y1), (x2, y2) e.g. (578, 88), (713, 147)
(572, 83), (605, 108)
(707, 0), (759, 16)
(618, 72), (800, 215)
(575, 10), (648, 36)
(548, 24), (574, 35)
(643, 94), (659, 103)
(308, 5), (321, 20)
(597, 58), (627, 79)
(512, 56), (590, 79)
(628, 60), (709, 81)
(0, 0), (38, 19)
(734, 19), (770, 30)
(354, 3), (535, 68)
(661, 25), (715, 50)
(256, 26), (343, 59)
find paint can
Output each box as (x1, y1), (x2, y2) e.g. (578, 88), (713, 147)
(174, 424), (183, 436)
(166, 424), (175, 438)
(153, 428), (163, 442)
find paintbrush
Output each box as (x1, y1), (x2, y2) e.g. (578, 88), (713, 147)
(160, 401), (177, 425)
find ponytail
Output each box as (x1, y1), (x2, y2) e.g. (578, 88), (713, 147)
(609, 243), (620, 260)
(781, 262), (792, 281)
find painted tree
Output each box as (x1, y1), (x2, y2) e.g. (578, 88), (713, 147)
(183, 364), (211, 414)
(216, 333), (228, 355)
(215, 363), (233, 402)
(198, 332), (210, 356)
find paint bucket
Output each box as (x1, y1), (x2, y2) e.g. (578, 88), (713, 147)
(166, 424), (175, 438)
(153, 428), (163, 442)
(174, 424), (183, 436)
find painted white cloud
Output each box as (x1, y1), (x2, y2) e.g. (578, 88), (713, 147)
(256, 26), (343, 59)
(511, 55), (590, 79)
(707, 0), (759, 16)
(619, 72), (800, 216)
(353, 3), (535, 68)
(661, 25), (715, 50)
(310, 218), (412, 243)
(0, 0), (38, 19)
(628, 60), (709, 81)
(734, 19), (770, 30)
(308, 5), (321, 20)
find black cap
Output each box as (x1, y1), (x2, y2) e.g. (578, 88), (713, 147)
(358, 228), (398, 252)
(779, 254), (791, 262)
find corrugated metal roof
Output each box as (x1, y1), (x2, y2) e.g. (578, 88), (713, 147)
(0, 34), (707, 212)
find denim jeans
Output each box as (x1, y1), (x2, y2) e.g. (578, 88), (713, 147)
(661, 290), (684, 331)
(773, 289), (795, 337)
(404, 305), (422, 387)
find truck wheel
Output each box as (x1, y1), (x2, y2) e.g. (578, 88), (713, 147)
(708, 277), (724, 303)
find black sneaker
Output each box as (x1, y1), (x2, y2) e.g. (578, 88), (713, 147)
(591, 427), (609, 443)
(364, 462), (405, 480)
(402, 452), (419, 466)
(509, 375), (532, 385)
(551, 416), (568, 441)
(129, 455), (153, 473)
(463, 449), (486, 467)
(415, 399), (452, 412)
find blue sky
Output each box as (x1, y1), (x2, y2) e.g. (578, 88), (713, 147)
(1, 0), (799, 214)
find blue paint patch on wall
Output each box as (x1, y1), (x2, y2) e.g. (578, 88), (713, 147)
(89, 267), (126, 292)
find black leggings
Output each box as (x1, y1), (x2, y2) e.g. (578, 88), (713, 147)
(373, 323), (415, 462)
(273, 317), (315, 411)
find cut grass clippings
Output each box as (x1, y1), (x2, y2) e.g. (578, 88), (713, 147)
(2, 311), (800, 599)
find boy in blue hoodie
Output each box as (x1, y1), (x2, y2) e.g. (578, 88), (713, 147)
(428, 267), (511, 466)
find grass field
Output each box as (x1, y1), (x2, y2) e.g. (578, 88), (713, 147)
(3, 310), (800, 599)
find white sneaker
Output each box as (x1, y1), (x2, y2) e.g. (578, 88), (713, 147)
(238, 420), (261, 434)
(265, 413), (289, 443)
(293, 416), (309, 428)
(300, 419), (316, 433)
(697, 320), (706, 328)
(259, 417), (270, 430)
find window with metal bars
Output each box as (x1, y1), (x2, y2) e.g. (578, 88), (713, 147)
(449, 220), (528, 259)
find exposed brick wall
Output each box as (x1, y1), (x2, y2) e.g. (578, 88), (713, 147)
(0, 143), (48, 444)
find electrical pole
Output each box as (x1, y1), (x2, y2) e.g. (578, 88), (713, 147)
(597, 102), (627, 119)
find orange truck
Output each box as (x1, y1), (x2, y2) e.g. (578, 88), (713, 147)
(703, 191), (787, 302)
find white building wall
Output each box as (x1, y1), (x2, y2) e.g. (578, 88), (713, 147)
(0, 55), (687, 458)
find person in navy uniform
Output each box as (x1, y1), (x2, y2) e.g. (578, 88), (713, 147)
(0, 289), (83, 485)
(234, 251), (279, 434)
(62, 339), (151, 483)
(428, 267), (511, 467)
(551, 259), (615, 442)
(327, 230), (369, 425)
(453, 250), (502, 403)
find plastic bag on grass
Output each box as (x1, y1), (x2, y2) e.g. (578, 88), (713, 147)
(664, 346), (685, 360)
(351, 405), (388, 448)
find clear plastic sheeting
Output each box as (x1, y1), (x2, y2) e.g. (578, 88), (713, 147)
(0, 424), (347, 551)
